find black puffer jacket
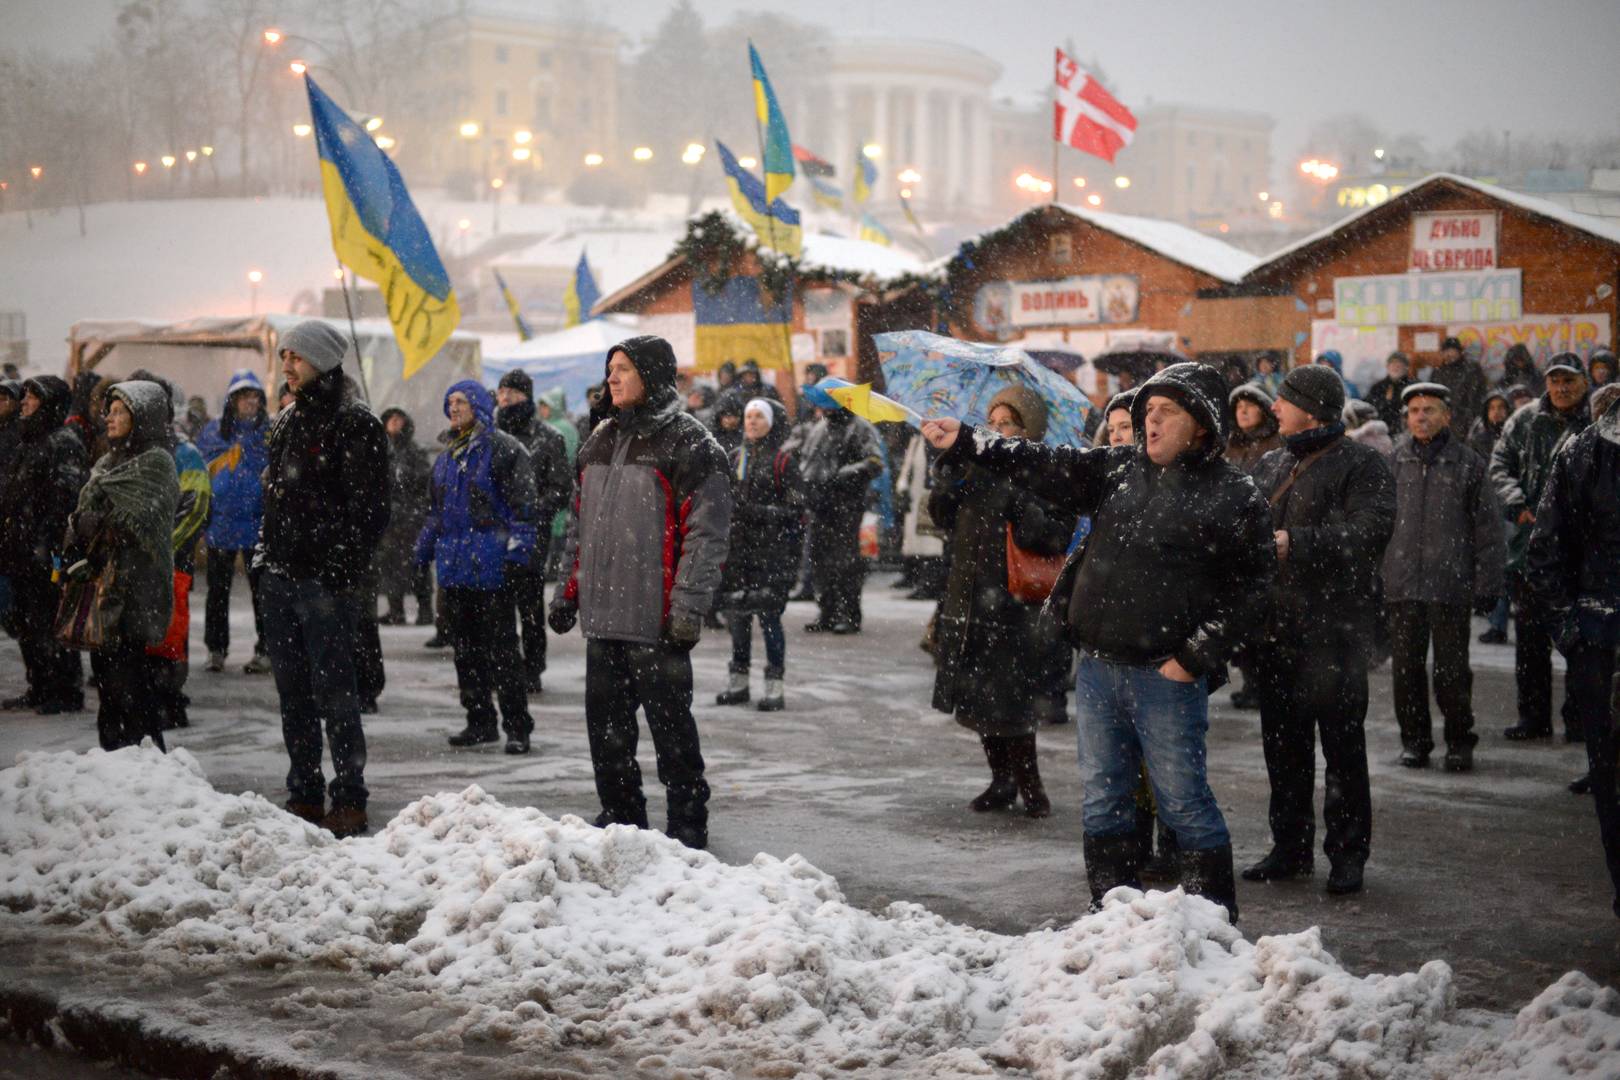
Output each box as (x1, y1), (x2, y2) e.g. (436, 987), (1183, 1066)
(798, 410), (882, 514)
(941, 363), (1276, 679)
(1526, 406), (1620, 635)
(1490, 393), (1589, 573)
(1381, 430), (1504, 606)
(718, 398), (801, 610)
(0, 376), (87, 577)
(256, 369), (390, 590)
(496, 399), (572, 553)
(1252, 426), (1395, 633)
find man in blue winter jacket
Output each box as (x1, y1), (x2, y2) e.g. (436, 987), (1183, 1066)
(196, 369), (270, 674)
(416, 380), (539, 754)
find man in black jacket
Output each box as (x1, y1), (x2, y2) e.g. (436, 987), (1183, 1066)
(921, 363), (1274, 924)
(1382, 383), (1504, 773)
(1527, 400), (1620, 917)
(1364, 351), (1413, 434)
(797, 407), (883, 633)
(1245, 365), (1395, 897)
(495, 370), (571, 693)
(255, 321), (390, 839)
(376, 408), (433, 626)
(0, 375), (87, 714)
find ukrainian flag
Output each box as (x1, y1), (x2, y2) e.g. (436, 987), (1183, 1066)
(853, 151), (877, 206)
(493, 269), (533, 341)
(305, 75), (458, 381)
(562, 250), (599, 328)
(818, 376), (919, 426)
(857, 212), (892, 247)
(810, 174), (844, 211)
(748, 42), (795, 203)
(692, 275), (792, 373)
(716, 140), (802, 257)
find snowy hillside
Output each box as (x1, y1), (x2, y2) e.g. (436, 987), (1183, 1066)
(2, 745), (1617, 1078)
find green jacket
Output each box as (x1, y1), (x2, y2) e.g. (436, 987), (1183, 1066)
(1488, 394), (1589, 572)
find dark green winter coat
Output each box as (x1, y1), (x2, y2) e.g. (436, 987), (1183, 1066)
(1489, 394), (1589, 573)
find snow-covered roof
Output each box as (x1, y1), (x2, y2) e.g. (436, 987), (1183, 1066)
(799, 232), (925, 279)
(1051, 204), (1261, 283)
(492, 229), (684, 298)
(1248, 172), (1620, 279)
(482, 315), (640, 362)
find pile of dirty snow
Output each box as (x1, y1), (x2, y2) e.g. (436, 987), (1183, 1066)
(2, 746), (1617, 1078)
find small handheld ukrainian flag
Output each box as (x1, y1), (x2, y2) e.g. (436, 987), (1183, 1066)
(304, 75), (458, 380)
(853, 150), (877, 206)
(748, 42), (795, 203)
(562, 250), (600, 328)
(493, 269), (533, 341)
(716, 140), (802, 257)
(817, 376), (919, 427)
(857, 212), (892, 247)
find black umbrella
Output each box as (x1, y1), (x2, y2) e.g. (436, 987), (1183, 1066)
(1091, 347), (1189, 381)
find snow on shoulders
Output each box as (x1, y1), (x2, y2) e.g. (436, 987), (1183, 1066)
(1, 746), (1612, 1078)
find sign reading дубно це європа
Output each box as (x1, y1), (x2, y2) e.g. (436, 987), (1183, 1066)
(1334, 269), (1521, 327)
(1411, 211), (1499, 271)
(974, 275), (1141, 335)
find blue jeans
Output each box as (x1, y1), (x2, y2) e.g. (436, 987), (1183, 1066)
(1487, 594), (1509, 634)
(1074, 653), (1229, 851)
(262, 572), (368, 809)
(728, 611), (786, 677)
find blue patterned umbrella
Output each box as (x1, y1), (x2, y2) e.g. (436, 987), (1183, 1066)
(873, 330), (1097, 447)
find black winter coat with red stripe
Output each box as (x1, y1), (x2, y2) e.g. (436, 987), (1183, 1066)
(560, 387), (731, 644)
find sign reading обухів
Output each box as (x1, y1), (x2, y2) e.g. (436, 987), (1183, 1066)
(1334, 269), (1521, 327)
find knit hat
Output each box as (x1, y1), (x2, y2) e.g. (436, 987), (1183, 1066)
(1589, 349), (1616, 378)
(987, 384), (1049, 443)
(744, 397), (774, 430)
(498, 369), (534, 399)
(1440, 337), (1464, 354)
(1545, 351), (1585, 377)
(279, 321), (350, 374)
(1278, 365), (1346, 423)
(1401, 381), (1451, 406)
(1130, 362), (1229, 450)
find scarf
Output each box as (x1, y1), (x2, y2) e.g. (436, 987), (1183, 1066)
(448, 423), (479, 464)
(1284, 422), (1345, 458)
(1413, 427), (1450, 465)
(80, 445), (177, 563)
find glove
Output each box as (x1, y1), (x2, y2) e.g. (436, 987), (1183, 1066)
(547, 598), (578, 635)
(1472, 595), (1500, 618)
(663, 609), (703, 650)
(1553, 613), (1581, 657)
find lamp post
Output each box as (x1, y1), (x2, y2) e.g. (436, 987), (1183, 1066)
(247, 269), (264, 315)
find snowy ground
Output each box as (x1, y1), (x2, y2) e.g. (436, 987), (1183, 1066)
(2, 577), (1618, 1077)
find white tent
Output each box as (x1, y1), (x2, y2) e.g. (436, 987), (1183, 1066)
(481, 316), (640, 414)
(68, 314), (481, 444)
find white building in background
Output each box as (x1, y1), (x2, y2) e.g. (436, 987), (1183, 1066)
(798, 38), (1001, 218)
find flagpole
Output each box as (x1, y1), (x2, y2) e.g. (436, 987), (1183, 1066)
(336, 262), (371, 405)
(751, 66), (797, 398)
(1051, 138), (1059, 205)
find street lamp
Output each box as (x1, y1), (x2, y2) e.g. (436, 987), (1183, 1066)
(1258, 191), (1269, 201)
(681, 142), (705, 165)
(1114, 175), (1131, 189)
(583, 152), (604, 167)
(133, 161), (148, 175)
(1072, 177), (1087, 188)
(29, 165), (42, 179)
(512, 147), (531, 162)
(247, 269), (263, 315)
(897, 167), (921, 184)
(291, 123), (311, 138)
(632, 146), (653, 162)
(1086, 193), (1102, 207)
(200, 146), (213, 157)
(738, 155), (758, 169)
(374, 135), (396, 150)
(289, 59), (307, 75)
(363, 116), (383, 132)
(459, 121), (480, 139)
(262, 28), (283, 44)
(514, 130), (533, 146)
(160, 155), (176, 168)
(185, 150), (197, 163)
(862, 143), (882, 159)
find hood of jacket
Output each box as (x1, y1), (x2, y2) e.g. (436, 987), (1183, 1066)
(603, 336), (679, 423)
(987, 384), (1049, 443)
(444, 379), (495, 431)
(108, 379), (176, 454)
(19, 375), (72, 439)
(380, 406), (417, 443)
(1130, 362), (1229, 464)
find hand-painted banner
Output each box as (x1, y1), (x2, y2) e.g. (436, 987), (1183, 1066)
(1334, 269), (1520, 327)
(1447, 314), (1611, 374)
(1410, 211), (1498, 272)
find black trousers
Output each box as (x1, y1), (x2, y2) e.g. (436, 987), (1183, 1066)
(443, 586), (529, 735)
(508, 548), (549, 682)
(1567, 640), (1620, 916)
(810, 503), (865, 627)
(97, 637), (165, 752)
(204, 548), (264, 656)
(1255, 624), (1373, 866)
(1511, 574), (1579, 737)
(354, 584), (385, 706)
(584, 638), (708, 829)
(1387, 601), (1477, 754)
(10, 569), (82, 707)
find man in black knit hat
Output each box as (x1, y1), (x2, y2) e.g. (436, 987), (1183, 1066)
(1244, 364), (1395, 897)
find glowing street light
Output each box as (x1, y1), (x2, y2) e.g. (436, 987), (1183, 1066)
(582, 152), (604, 167)
(160, 155), (176, 168)
(184, 150), (197, 163)
(1114, 175), (1131, 189)
(200, 145), (213, 157)
(861, 143), (882, 159)
(332, 268), (345, 280)
(457, 218), (472, 232)
(1072, 177), (1087, 188)
(291, 123), (311, 138)
(363, 116), (383, 133)
(262, 28), (283, 44)
(1258, 190), (1269, 201)
(1373, 147), (1386, 160)
(513, 129), (533, 146)
(512, 146), (531, 161)
(899, 187), (914, 199)
(133, 161), (148, 175)
(288, 59), (307, 75)
(1269, 200), (1285, 219)
(897, 167), (921, 184)
(1299, 158), (1340, 182)
(247, 269), (263, 284)
(738, 155), (758, 169)
(247, 269), (263, 315)
(29, 165), (43, 179)
(1086, 193), (1102, 207)
(458, 121), (480, 139)
(632, 146), (654, 162)
(374, 135), (396, 150)
(490, 177), (504, 190)
(681, 142), (705, 165)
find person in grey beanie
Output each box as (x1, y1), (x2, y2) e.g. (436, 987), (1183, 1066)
(255, 320), (390, 838)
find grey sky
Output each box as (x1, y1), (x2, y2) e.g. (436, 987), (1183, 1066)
(7, 0), (1617, 168)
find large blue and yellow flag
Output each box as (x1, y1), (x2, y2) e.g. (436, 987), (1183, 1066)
(492, 269), (533, 341)
(305, 75), (458, 380)
(857, 212), (892, 247)
(853, 151), (877, 206)
(716, 140), (802, 257)
(748, 42), (795, 203)
(562, 250), (600, 327)
(809, 174), (844, 211)
(692, 276), (792, 373)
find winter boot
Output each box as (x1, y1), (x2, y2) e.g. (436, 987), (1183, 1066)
(320, 806), (369, 839)
(242, 651), (271, 675)
(1178, 844), (1239, 925)
(1142, 819), (1181, 883)
(1241, 846), (1315, 882)
(448, 723), (500, 747)
(756, 672), (785, 712)
(971, 735), (1018, 812)
(206, 651), (226, 673)
(1130, 808), (1156, 878)
(1008, 734), (1050, 818)
(715, 668), (751, 706)
(1083, 832), (1143, 911)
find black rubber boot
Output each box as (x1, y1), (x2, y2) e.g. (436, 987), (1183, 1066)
(1178, 844), (1239, 925)
(1083, 832), (1143, 911)
(1007, 734), (1050, 818)
(971, 735), (1018, 812)
(1240, 846), (1315, 882)
(1141, 819), (1180, 883)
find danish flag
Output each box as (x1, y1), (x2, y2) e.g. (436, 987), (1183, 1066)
(1054, 48), (1137, 163)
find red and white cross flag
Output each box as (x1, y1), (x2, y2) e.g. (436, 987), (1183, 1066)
(1053, 48), (1137, 163)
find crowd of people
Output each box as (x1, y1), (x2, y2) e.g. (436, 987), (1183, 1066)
(0, 326), (1615, 922)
